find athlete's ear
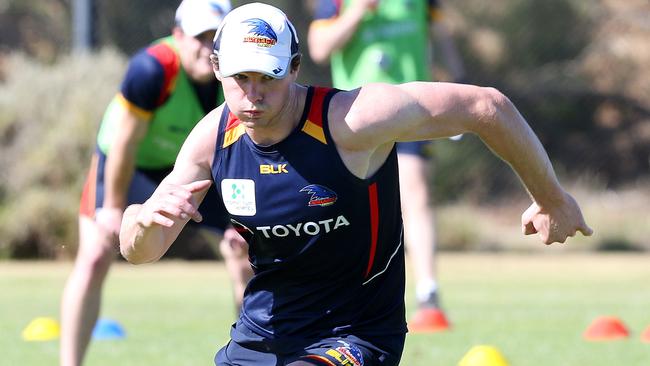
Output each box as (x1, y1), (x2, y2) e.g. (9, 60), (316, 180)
(172, 26), (184, 41)
(210, 54), (222, 81)
(290, 54), (301, 74)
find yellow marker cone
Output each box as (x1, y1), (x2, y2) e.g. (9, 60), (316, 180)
(22, 317), (60, 341)
(458, 345), (510, 366)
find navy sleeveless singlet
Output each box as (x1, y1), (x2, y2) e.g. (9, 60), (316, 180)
(211, 86), (407, 354)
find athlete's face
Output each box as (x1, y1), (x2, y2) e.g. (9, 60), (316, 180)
(174, 27), (217, 83)
(219, 69), (296, 129)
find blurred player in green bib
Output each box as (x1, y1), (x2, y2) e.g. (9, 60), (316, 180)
(309, 0), (466, 332)
(60, 1), (253, 365)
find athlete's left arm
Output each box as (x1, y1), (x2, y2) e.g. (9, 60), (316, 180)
(340, 82), (593, 244)
(119, 108), (221, 264)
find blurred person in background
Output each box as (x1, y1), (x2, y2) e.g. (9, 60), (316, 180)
(119, 3), (592, 365)
(59, 1), (253, 365)
(308, 0), (466, 332)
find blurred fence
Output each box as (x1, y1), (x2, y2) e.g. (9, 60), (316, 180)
(1, 0), (649, 258)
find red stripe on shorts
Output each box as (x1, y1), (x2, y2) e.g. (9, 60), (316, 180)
(79, 153), (99, 218)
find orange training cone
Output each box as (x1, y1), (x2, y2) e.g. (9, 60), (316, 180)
(458, 345), (509, 366)
(583, 316), (629, 341)
(408, 308), (450, 333)
(641, 325), (650, 343)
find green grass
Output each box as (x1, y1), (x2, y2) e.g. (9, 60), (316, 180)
(1, 254), (649, 365)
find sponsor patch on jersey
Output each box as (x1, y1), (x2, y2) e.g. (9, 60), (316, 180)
(221, 179), (256, 216)
(300, 184), (337, 207)
(259, 163), (288, 174)
(256, 215), (350, 239)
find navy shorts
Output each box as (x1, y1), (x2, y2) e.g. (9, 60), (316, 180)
(214, 333), (405, 366)
(79, 147), (230, 232)
(395, 141), (431, 158)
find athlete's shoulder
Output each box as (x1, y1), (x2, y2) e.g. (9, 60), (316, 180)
(328, 83), (415, 148)
(125, 42), (174, 84)
(327, 86), (358, 117)
(145, 39), (180, 73)
(120, 38), (181, 111)
(120, 48), (167, 111)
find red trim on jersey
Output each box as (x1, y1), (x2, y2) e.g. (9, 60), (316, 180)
(79, 153), (99, 218)
(146, 43), (180, 106)
(308, 87), (330, 127)
(365, 182), (379, 278)
(334, 0), (343, 15)
(225, 112), (240, 130)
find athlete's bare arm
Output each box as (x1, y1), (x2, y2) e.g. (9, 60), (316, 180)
(119, 106), (223, 264)
(97, 105), (149, 236)
(307, 0), (378, 64)
(328, 82), (593, 244)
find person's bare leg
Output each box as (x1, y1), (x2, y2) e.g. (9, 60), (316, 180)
(219, 227), (253, 312)
(60, 216), (116, 366)
(398, 154), (438, 307)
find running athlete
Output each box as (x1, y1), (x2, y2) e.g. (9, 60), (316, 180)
(119, 3), (592, 365)
(59, 1), (252, 365)
(308, 0), (466, 331)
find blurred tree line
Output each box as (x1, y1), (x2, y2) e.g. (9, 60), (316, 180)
(0, 0), (648, 258)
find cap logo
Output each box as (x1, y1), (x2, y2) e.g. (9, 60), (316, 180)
(208, 2), (225, 16)
(242, 18), (277, 48)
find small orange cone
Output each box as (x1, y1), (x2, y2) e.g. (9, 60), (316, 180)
(583, 316), (629, 341)
(408, 308), (450, 333)
(641, 325), (650, 343)
(458, 345), (509, 366)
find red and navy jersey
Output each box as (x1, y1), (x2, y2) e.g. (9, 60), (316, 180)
(211, 87), (406, 352)
(120, 41), (219, 115)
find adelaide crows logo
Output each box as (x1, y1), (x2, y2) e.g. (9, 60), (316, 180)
(208, 1), (226, 16)
(242, 18), (277, 47)
(300, 184), (338, 207)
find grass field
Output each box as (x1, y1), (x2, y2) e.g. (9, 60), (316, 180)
(1, 254), (649, 365)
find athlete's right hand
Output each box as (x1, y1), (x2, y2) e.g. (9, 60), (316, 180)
(135, 180), (212, 229)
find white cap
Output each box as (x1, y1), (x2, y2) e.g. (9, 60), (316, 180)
(212, 2), (299, 79)
(175, 0), (232, 37)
